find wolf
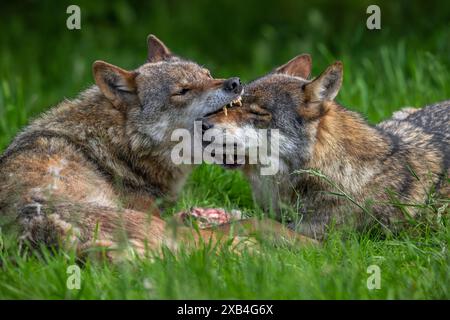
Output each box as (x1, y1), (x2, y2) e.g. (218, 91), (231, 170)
(201, 54), (449, 240)
(0, 36), (314, 260)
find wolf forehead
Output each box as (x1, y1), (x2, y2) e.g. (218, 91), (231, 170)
(243, 74), (309, 107)
(136, 59), (212, 83)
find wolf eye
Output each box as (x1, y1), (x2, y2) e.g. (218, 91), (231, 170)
(249, 104), (269, 116)
(174, 88), (190, 96)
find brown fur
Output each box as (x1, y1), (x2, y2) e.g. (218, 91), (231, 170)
(203, 57), (449, 239)
(0, 37), (315, 261)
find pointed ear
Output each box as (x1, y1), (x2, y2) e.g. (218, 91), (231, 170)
(275, 54), (312, 78)
(147, 34), (171, 62)
(304, 61), (343, 101)
(92, 61), (138, 106)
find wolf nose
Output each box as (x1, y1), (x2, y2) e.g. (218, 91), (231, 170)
(223, 77), (242, 94)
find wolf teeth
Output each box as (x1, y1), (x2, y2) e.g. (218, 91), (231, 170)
(231, 96), (242, 107)
(222, 96), (242, 116)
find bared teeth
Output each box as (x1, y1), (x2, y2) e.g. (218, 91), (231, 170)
(222, 96), (242, 116)
(231, 96), (242, 107)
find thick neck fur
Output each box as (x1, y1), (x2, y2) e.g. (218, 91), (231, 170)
(300, 101), (390, 195)
(246, 101), (392, 199)
(21, 86), (190, 198)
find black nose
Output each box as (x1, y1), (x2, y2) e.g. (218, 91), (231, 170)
(223, 77), (242, 94)
(202, 120), (213, 132)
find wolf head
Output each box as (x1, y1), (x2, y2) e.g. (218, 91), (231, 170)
(201, 55), (343, 173)
(92, 35), (243, 154)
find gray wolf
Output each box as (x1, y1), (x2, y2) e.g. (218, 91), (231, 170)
(0, 35), (315, 260)
(202, 54), (449, 239)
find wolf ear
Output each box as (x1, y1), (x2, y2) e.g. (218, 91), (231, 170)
(275, 54), (312, 78)
(304, 61), (343, 101)
(147, 34), (172, 62)
(93, 61), (138, 106)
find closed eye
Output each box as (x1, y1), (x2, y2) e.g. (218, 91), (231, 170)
(173, 88), (191, 96)
(250, 109), (268, 116)
(249, 104), (270, 116)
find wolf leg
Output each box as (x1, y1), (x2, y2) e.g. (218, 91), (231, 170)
(17, 201), (235, 260)
(210, 218), (319, 246)
(176, 208), (317, 246)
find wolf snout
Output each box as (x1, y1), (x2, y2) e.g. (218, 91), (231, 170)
(223, 77), (242, 94)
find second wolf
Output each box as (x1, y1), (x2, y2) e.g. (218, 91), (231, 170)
(202, 55), (449, 239)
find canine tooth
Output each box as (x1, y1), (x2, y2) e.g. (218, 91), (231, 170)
(223, 106), (228, 116)
(230, 98), (242, 107)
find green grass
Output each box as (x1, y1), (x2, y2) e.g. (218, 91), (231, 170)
(0, 1), (449, 299)
(1, 190), (449, 299)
